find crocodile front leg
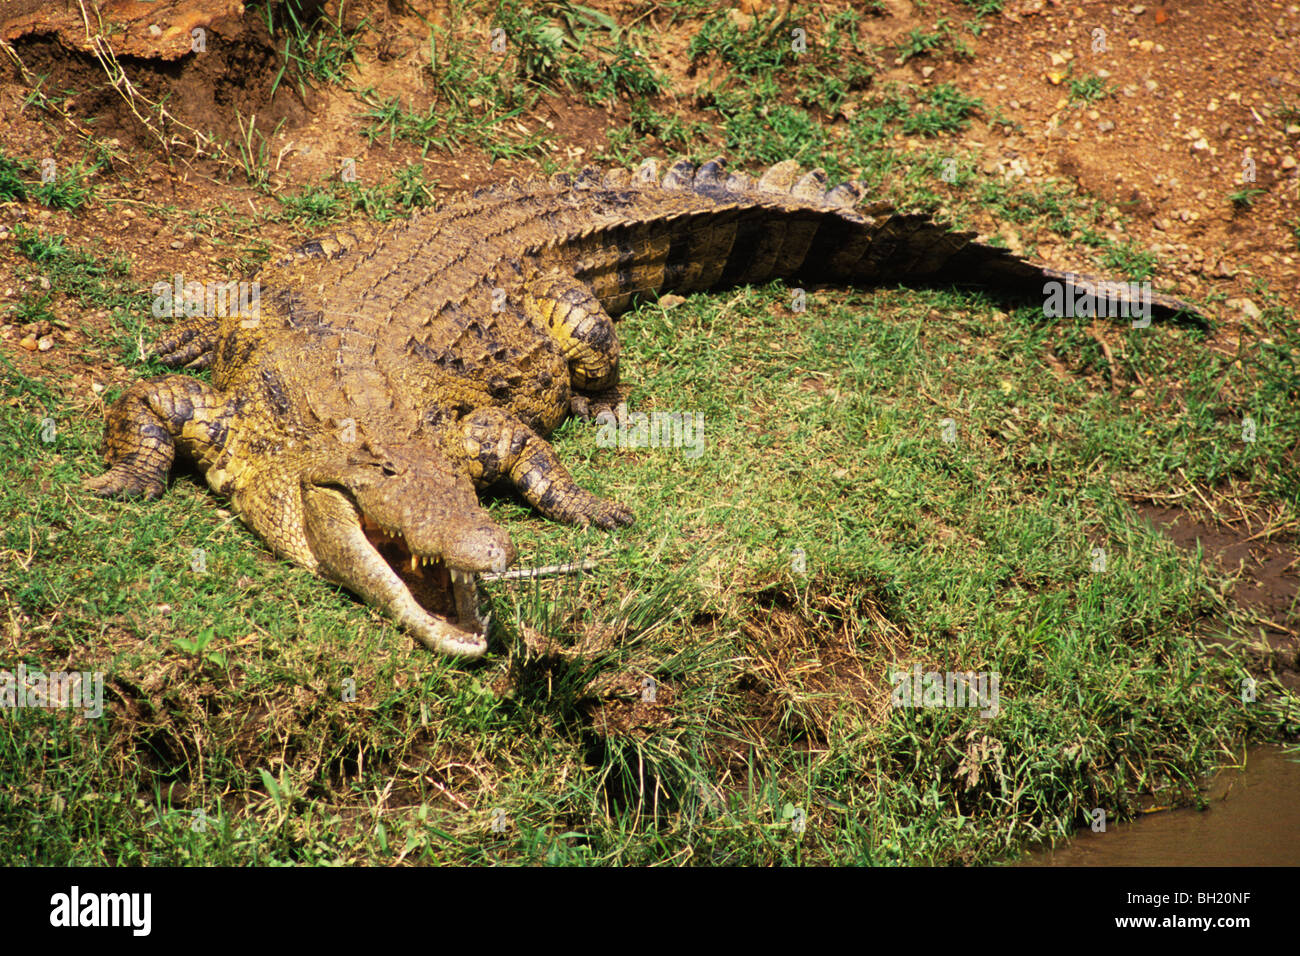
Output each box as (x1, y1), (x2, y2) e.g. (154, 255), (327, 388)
(84, 375), (234, 499)
(454, 406), (634, 529)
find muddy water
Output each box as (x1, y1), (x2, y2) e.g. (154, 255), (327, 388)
(1023, 746), (1300, 866)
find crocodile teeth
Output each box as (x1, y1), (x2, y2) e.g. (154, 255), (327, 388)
(410, 554), (419, 572)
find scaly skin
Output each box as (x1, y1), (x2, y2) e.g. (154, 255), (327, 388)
(87, 157), (1203, 657)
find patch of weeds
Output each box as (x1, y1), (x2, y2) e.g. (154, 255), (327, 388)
(12, 227), (132, 304)
(6, 291), (57, 326)
(975, 178), (1092, 237)
(275, 186), (344, 227)
(563, 43), (664, 105)
(713, 90), (833, 171)
(1101, 240), (1158, 281)
(230, 111), (283, 190)
(0, 151), (31, 201)
(259, 0), (364, 97)
(272, 163), (437, 227)
(0, 154), (99, 210)
(689, 10), (800, 74)
(897, 26), (947, 63)
(959, 0), (1005, 16)
(1068, 72), (1118, 104)
(359, 88), (551, 161)
(32, 160), (98, 210)
(493, 0), (569, 81)
(623, 102), (708, 156)
(897, 20), (971, 63)
(903, 84), (983, 136)
(1226, 187), (1265, 210)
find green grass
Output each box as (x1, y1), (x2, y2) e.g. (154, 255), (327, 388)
(0, 150), (99, 210)
(1068, 72), (1118, 105)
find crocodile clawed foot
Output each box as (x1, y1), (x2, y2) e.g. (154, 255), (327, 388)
(581, 494), (634, 529)
(83, 466), (165, 500)
(570, 384), (631, 422)
(152, 318), (219, 369)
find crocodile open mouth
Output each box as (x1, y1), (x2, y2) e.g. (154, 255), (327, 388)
(360, 515), (487, 634)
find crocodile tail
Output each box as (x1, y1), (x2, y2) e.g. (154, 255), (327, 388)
(620, 157), (1202, 322)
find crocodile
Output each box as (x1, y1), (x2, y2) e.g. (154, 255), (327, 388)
(85, 157), (1201, 657)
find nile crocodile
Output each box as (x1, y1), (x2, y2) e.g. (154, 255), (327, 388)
(85, 157), (1200, 657)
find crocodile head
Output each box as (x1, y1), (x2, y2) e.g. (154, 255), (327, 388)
(299, 443), (514, 657)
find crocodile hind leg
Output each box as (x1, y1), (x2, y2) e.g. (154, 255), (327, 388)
(153, 316), (222, 369)
(453, 406), (634, 528)
(84, 375), (233, 500)
(523, 272), (622, 407)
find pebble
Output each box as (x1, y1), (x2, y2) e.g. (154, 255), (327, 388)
(1227, 298), (1262, 320)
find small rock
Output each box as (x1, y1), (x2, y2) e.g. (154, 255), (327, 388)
(658, 294), (686, 309)
(1138, 39), (1154, 53)
(91, 382), (104, 394)
(170, 239), (183, 249)
(1282, 155), (1297, 170)
(37, 335), (53, 351)
(1097, 120), (1115, 132)
(1227, 298), (1262, 320)
(38, 276), (50, 290)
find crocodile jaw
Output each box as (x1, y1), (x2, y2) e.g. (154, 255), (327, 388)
(301, 485), (490, 657)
